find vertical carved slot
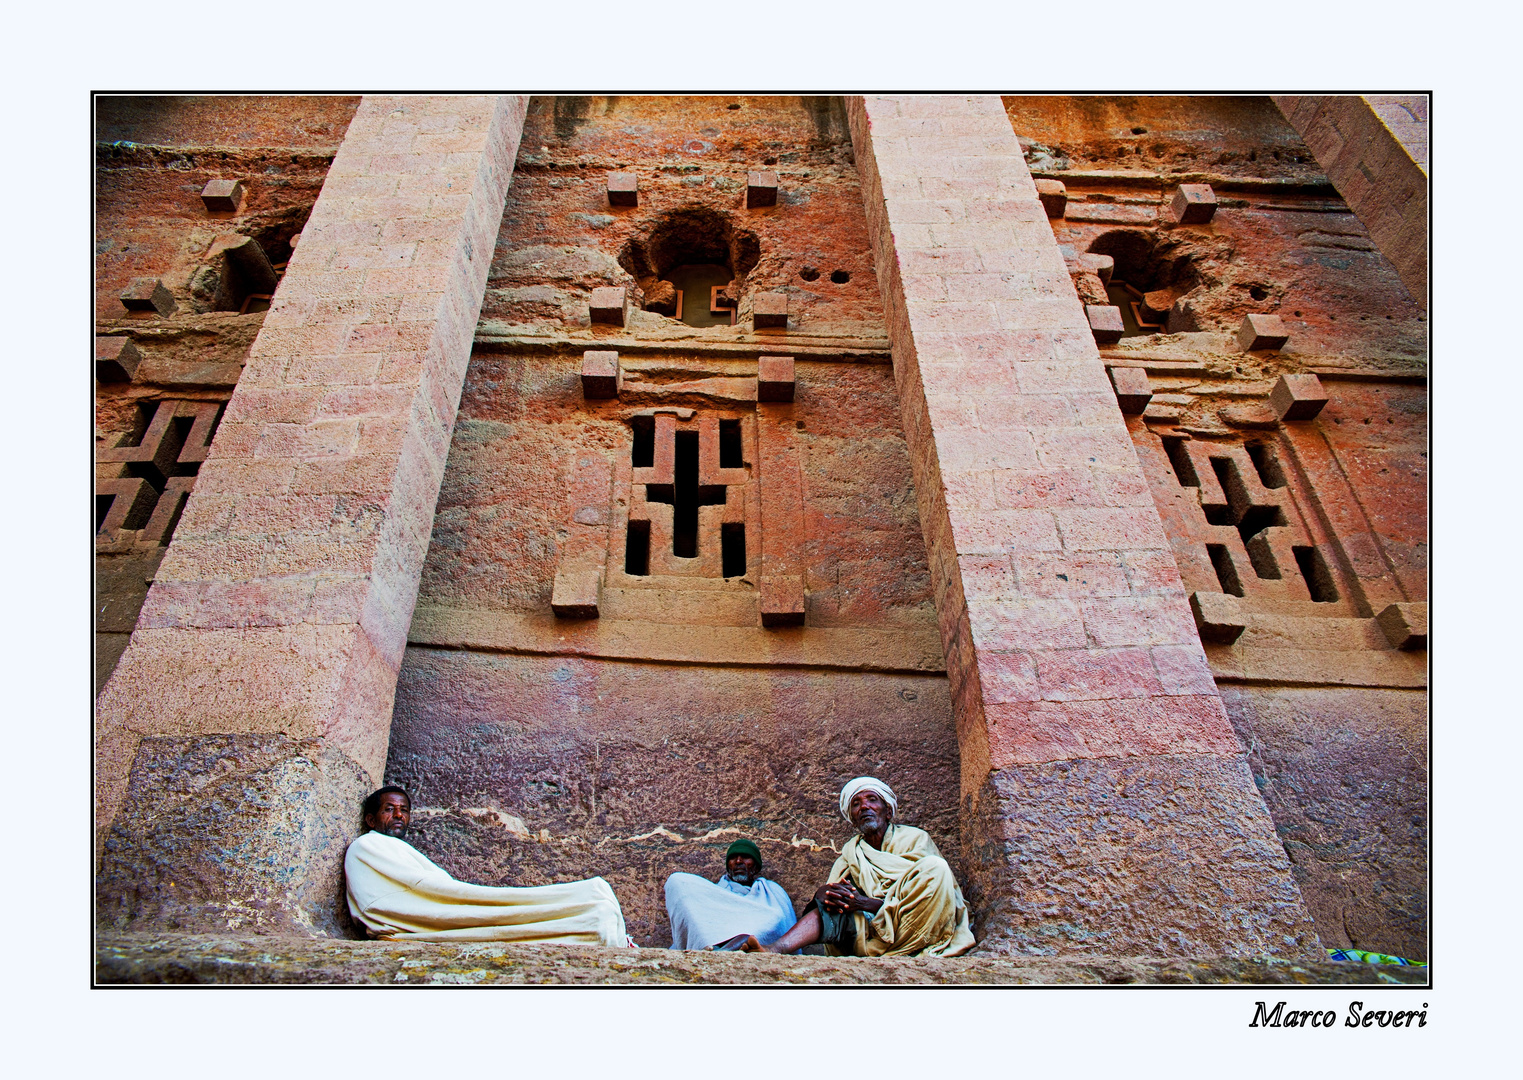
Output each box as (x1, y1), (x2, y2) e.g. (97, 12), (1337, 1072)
(1162, 436), (1199, 487)
(624, 521), (650, 576)
(1245, 441), (1287, 488)
(673, 430), (700, 558)
(1293, 545), (1339, 603)
(631, 416), (655, 468)
(721, 523), (746, 578)
(1207, 543), (1245, 597)
(719, 419), (744, 468)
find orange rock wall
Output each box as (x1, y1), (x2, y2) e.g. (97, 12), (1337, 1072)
(1008, 95), (1427, 959)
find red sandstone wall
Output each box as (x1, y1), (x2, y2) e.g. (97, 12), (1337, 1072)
(1007, 95), (1428, 960)
(95, 96), (359, 693)
(387, 96), (959, 945)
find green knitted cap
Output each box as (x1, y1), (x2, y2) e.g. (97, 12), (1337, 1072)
(725, 839), (763, 868)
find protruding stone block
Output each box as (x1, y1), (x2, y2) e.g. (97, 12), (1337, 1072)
(581, 350), (622, 399)
(1376, 602), (1426, 650)
(606, 172), (638, 207)
(551, 568), (601, 619)
(589, 286), (629, 326)
(1082, 252), (1114, 284)
(1190, 591), (1246, 644)
(1108, 366), (1152, 414)
(96, 337), (141, 383)
(746, 170), (779, 208)
(1170, 183), (1218, 224)
(759, 577), (805, 627)
(1269, 373), (1328, 421)
(757, 355), (795, 402)
(208, 233), (280, 295)
(199, 179), (244, 212)
(1034, 178), (1067, 219)
(753, 292), (789, 329)
(1238, 313), (1291, 353)
(1085, 304), (1125, 344)
(119, 278), (176, 317)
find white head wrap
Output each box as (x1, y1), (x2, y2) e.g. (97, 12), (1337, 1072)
(839, 776), (898, 823)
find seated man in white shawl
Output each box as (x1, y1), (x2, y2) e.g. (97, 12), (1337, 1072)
(345, 786), (631, 947)
(750, 777), (975, 957)
(664, 839), (798, 950)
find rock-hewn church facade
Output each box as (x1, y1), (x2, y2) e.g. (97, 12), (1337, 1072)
(94, 95), (1427, 977)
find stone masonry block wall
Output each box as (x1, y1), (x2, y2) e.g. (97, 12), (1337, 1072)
(95, 96), (528, 935)
(1272, 96), (1427, 309)
(847, 95), (1320, 957)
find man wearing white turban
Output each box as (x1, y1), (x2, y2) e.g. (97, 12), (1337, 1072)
(748, 776), (975, 957)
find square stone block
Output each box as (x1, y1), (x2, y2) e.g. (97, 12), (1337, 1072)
(1376, 602), (1427, 650)
(1170, 183), (1218, 224)
(1269, 373), (1328, 421)
(589, 287), (628, 326)
(746, 170), (779, 208)
(753, 292), (788, 329)
(200, 178), (244, 212)
(119, 278), (176, 317)
(581, 350), (622, 399)
(1034, 178), (1067, 219)
(1190, 591), (1246, 644)
(96, 337), (141, 383)
(1108, 365), (1152, 414)
(1085, 304), (1125, 344)
(760, 577), (805, 627)
(606, 172), (638, 207)
(1238, 313), (1291, 353)
(551, 568), (601, 619)
(757, 355), (795, 401)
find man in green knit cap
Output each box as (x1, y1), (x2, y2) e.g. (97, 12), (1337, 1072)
(664, 839), (798, 950)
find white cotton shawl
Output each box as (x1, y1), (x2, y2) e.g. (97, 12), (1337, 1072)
(664, 872), (798, 950)
(344, 831), (629, 946)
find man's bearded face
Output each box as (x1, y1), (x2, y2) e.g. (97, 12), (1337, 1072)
(848, 790), (891, 835)
(727, 853), (760, 885)
(366, 792), (411, 839)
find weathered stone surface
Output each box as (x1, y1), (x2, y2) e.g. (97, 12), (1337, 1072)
(963, 755), (1322, 957)
(1108, 365), (1152, 414)
(756, 355), (795, 402)
(1192, 590), (1247, 643)
(120, 277), (176, 316)
(1034, 178), (1067, 219)
(1085, 303), (1125, 343)
(746, 170), (779, 208)
(605, 171), (637, 207)
(95, 96), (530, 933)
(96, 931), (1426, 985)
(1273, 96), (1428, 308)
(1238, 313), (1291, 353)
(579, 350), (621, 398)
(848, 95), (1318, 957)
(386, 650), (962, 945)
(200, 178), (244, 212)
(96, 733), (370, 936)
(1376, 601), (1426, 650)
(1220, 686), (1428, 962)
(1270, 372), (1328, 419)
(588, 286), (628, 326)
(752, 292), (788, 328)
(1170, 183), (1218, 224)
(96, 336), (141, 382)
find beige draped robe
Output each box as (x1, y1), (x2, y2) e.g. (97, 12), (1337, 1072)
(344, 831), (629, 946)
(826, 823), (976, 957)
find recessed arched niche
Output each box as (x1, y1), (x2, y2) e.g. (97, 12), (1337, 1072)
(618, 206), (760, 328)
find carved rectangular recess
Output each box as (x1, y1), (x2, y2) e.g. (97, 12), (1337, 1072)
(613, 408), (759, 586)
(1142, 427), (1348, 616)
(96, 399), (222, 545)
